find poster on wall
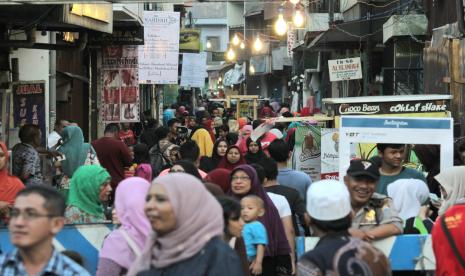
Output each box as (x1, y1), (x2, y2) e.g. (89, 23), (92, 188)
(12, 81), (46, 145)
(320, 128), (339, 180)
(328, 57), (362, 82)
(102, 45), (140, 123)
(180, 53), (207, 88)
(292, 124), (321, 182)
(338, 116), (454, 180)
(139, 11), (180, 84)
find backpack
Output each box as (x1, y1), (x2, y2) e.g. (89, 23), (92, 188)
(149, 143), (171, 178)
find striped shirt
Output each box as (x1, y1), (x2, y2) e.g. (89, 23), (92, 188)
(0, 248), (90, 276)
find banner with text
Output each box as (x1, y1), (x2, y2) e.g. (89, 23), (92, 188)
(320, 128), (339, 180)
(139, 11), (180, 84)
(328, 57), (362, 82)
(13, 81), (46, 145)
(338, 116), (454, 180)
(180, 53), (207, 88)
(292, 124), (321, 182)
(101, 45), (139, 123)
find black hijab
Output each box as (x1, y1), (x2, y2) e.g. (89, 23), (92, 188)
(244, 137), (265, 164)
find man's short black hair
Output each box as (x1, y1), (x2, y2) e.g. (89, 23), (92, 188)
(311, 214), (352, 232)
(16, 185), (66, 217)
(154, 126), (170, 140)
(179, 140), (200, 162)
(268, 139), (290, 163)
(219, 124), (229, 132)
(104, 123), (120, 134)
(167, 118), (181, 128)
(257, 157), (278, 181)
(19, 124), (40, 144)
(376, 143), (405, 153)
(250, 163), (266, 184)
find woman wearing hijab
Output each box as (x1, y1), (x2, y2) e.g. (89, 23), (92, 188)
(58, 125), (99, 180)
(64, 165), (112, 224)
(97, 177), (151, 276)
(236, 125), (253, 154)
(0, 142), (25, 223)
(205, 168), (231, 193)
(228, 164), (292, 275)
(202, 118), (216, 142)
(200, 139), (229, 173)
(434, 166), (465, 215)
(191, 128), (214, 157)
(127, 173), (243, 276)
(244, 138), (266, 165)
(387, 179), (433, 234)
(218, 145), (246, 171)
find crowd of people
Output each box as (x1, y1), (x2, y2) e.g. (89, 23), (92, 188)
(0, 100), (464, 275)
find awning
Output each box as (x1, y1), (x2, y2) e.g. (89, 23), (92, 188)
(57, 71), (89, 83)
(307, 18), (386, 50)
(206, 63), (234, 72)
(307, 29), (362, 50)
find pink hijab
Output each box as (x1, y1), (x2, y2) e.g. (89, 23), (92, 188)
(236, 125), (253, 154)
(127, 173), (224, 274)
(99, 177), (151, 269)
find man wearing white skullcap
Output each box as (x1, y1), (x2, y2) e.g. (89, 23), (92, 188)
(297, 179), (391, 276)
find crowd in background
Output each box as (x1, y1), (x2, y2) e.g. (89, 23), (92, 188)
(0, 98), (464, 275)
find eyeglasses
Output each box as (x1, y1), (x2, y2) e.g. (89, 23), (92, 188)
(231, 176), (250, 181)
(9, 209), (57, 221)
(170, 169), (185, 173)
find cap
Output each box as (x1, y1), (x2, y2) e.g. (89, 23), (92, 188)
(346, 159), (380, 180)
(306, 180), (351, 221)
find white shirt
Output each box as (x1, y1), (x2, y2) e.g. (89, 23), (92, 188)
(48, 131), (61, 149)
(267, 192), (292, 218)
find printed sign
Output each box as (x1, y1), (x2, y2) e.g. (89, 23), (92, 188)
(320, 128), (339, 180)
(179, 29), (201, 52)
(338, 116), (454, 180)
(101, 45), (140, 123)
(335, 100), (449, 116)
(12, 81), (46, 145)
(292, 124), (321, 182)
(180, 53), (207, 88)
(287, 29), (296, 58)
(328, 57), (362, 82)
(139, 11), (180, 84)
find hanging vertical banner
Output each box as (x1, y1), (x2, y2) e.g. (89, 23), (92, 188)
(12, 81), (46, 145)
(180, 53), (207, 88)
(292, 124), (321, 182)
(320, 128), (339, 180)
(139, 11), (180, 84)
(287, 29), (295, 58)
(101, 45), (139, 123)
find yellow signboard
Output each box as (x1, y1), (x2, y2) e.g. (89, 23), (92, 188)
(71, 4), (112, 23)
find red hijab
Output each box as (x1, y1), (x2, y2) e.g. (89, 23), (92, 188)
(205, 168), (231, 193)
(202, 119), (216, 143)
(0, 142), (25, 205)
(217, 145), (246, 171)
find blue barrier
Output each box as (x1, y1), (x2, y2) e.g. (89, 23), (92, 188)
(296, 235), (436, 271)
(0, 225), (436, 274)
(0, 224), (113, 275)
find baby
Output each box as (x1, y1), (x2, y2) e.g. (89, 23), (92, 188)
(241, 195), (268, 275)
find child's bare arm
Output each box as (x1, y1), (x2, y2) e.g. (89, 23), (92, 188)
(250, 244), (266, 275)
